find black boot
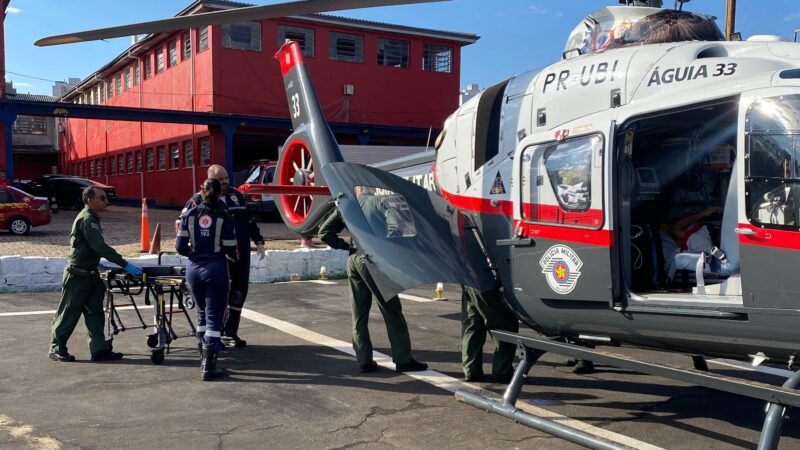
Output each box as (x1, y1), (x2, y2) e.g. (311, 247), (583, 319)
(201, 344), (224, 381)
(223, 312), (247, 348)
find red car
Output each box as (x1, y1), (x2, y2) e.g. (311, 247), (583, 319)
(0, 185), (52, 235)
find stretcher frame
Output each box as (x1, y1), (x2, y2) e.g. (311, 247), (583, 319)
(101, 259), (196, 365)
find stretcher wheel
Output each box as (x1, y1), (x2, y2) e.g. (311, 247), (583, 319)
(151, 349), (165, 365)
(185, 296), (195, 310)
(146, 333), (159, 348)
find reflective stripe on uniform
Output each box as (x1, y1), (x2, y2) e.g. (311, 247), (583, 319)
(196, 325), (207, 332)
(228, 206), (247, 211)
(228, 306), (242, 312)
(222, 239), (236, 246)
(214, 217), (223, 253)
(205, 330), (221, 338)
(188, 216), (196, 250)
(177, 230), (189, 237)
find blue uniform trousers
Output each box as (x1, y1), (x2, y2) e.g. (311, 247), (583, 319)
(186, 257), (229, 345)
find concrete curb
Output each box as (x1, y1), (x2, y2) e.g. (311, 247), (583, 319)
(0, 249), (348, 293)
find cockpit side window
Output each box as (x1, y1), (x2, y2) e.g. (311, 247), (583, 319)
(520, 134), (604, 229)
(746, 95), (800, 230)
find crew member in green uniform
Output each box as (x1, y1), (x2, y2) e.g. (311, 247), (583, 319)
(319, 186), (427, 373)
(461, 285), (518, 382)
(48, 186), (143, 362)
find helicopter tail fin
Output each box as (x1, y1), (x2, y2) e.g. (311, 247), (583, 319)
(273, 40), (341, 235)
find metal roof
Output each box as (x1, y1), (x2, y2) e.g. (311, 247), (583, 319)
(61, 0), (478, 100)
(5, 93), (59, 103)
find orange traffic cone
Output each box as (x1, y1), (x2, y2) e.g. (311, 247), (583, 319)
(149, 223), (161, 255)
(140, 198), (150, 253)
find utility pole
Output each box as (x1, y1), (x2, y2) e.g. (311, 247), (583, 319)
(725, 0), (736, 41)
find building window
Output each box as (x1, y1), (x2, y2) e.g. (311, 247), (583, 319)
(144, 55), (152, 80)
(90, 160), (96, 177)
(168, 40), (178, 67)
(157, 146), (166, 170)
(199, 137), (211, 166)
(109, 156), (116, 175)
(222, 22), (261, 51)
(377, 39), (409, 68)
(146, 147), (154, 171)
(115, 74), (122, 94)
(136, 150), (142, 172)
(133, 64), (140, 85)
(127, 153), (134, 174)
(12, 116), (47, 135)
(183, 140), (194, 167)
(170, 143), (180, 169)
(118, 155), (125, 175)
(97, 84), (104, 104)
(423, 44), (453, 73)
(198, 27), (209, 52)
(156, 49), (165, 73)
(99, 159), (105, 177)
(124, 69), (131, 90)
(182, 32), (191, 60)
(329, 32), (363, 63)
(107, 80), (114, 99)
(278, 25), (314, 57)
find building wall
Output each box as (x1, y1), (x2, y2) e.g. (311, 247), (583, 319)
(60, 16), (467, 206)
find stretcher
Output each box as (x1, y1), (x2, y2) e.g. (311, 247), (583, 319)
(100, 254), (196, 365)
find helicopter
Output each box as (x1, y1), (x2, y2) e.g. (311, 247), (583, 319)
(36, 0), (800, 447)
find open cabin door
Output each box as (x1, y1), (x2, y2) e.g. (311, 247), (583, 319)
(738, 92), (800, 310)
(509, 132), (613, 304)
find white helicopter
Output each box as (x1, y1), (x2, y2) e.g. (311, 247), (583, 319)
(36, 0), (800, 447)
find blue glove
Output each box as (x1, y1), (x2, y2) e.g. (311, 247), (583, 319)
(124, 263), (144, 277)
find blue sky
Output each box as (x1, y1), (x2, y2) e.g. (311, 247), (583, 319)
(5, 0), (800, 95)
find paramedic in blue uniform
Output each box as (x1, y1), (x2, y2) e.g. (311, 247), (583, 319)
(176, 178), (237, 381)
(182, 164), (265, 348)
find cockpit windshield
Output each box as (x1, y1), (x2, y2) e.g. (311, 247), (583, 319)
(564, 6), (724, 57)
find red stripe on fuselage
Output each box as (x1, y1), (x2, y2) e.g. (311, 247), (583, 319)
(440, 189), (611, 247)
(736, 223), (800, 251)
(275, 41), (304, 76)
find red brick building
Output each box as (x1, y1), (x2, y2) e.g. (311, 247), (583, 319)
(59, 0), (477, 205)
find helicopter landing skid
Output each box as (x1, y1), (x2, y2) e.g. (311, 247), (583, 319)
(455, 332), (800, 450)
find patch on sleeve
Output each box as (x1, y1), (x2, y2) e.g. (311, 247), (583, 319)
(91, 222), (101, 231)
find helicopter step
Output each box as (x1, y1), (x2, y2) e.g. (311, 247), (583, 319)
(456, 331), (800, 450)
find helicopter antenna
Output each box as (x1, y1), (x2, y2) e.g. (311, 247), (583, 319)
(674, 0), (690, 11)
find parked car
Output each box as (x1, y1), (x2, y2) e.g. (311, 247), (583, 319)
(0, 185), (52, 235)
(21, 175), (117, 210)
(237, 160), (278, 220)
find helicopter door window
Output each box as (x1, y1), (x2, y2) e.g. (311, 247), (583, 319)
(746, 95), (800, 229)
(354, 186), (417, 239)
(520, 134), (603, 229)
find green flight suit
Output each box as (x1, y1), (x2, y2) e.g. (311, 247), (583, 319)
(462, 285), (519, 379)
(319, 203), (413, 365)
(50, 207), (129, 356)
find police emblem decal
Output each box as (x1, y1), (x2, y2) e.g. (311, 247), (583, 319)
(231, 194), (239, 205)
(539, 245), (583, 294)
(198, 215), (213, 229)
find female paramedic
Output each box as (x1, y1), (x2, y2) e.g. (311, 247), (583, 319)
(176, 178), (237, 381)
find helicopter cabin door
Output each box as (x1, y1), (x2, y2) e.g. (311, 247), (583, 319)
(738, 92), (800, 310)
(512, 132), (612, 303)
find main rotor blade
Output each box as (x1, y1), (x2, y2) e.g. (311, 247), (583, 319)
(35, 0), (448, 47)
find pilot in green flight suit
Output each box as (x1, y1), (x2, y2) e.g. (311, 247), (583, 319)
(48, 186), (143, 362)
(461, 285), (519, 382)
(319, 186), (428, 373)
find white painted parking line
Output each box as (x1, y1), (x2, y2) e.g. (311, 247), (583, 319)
(709, 358), (796, 378)
(273, 279), (338, 285)
(0, 305), (150, 318)
(0, 415), (62, 449)
(398, 293), (437, 303)
(240, 308), (662, 450)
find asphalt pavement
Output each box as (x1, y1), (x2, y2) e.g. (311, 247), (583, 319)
(0, 281), (797, 449)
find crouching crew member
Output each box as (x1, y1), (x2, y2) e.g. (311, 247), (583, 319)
(49, 186), (144, 362)
(177, 178), (237, 381)
(183, 164), (265, 348)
